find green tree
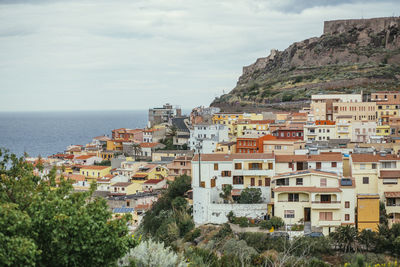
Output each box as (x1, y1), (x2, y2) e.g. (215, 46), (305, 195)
(330, 225), (358, 253)
(132, 143), (142, 161)
(238, 188), (262, 204)
(0, 149), (135, 266)
(219, 184), (233, 203)
(358, 229), (378, 252)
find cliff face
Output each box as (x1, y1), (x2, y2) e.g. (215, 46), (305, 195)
(211, 17), (400, 112)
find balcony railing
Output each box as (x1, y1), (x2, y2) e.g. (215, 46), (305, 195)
(311, 201), (341, 209)
(312, 201), (341, 204)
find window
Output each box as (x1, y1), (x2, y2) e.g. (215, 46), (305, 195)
(383, 179), (398, 184)
(288, 193), (299, 202)
(251, 178), (255, 186)
(363, 177), (369, 184)
(221, 171), (231, 177)
(331, 162), (337, 167)
(211, 178), (216, 188)
(275, 145), (282, 150)
(321, 195), (331, 203)
(360, 164), (366, 170)
(268, 163), (273, 169)
(258, 180), (262, 186)
(284, 210), (295, 218)
(319, 212), (332, 221)
(345, 201), (350, 208)
(316, 162), (322, 169)
(233, 176), (244, 184)
(276, 178), (289, 186)
(372, 163), (377, 169)
(381, 162), (396, 169)
(234, 163), (242, 170)
(288, 162), (293, 168)
(249, 163), (262, 170)
(345, 214), (350, 221)
(265, 178), (270, 186)
(200, 182), (205, 188)
(320, 178), (327, 187)
(296, 178), (303, 185)
(214, 163), (218, 170)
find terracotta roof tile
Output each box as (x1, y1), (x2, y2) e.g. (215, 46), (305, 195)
(192, 153), (274, 162)
(80, 165), (110, 170)
(275, 152), (342, 162)
(112, 182), (132, 187)
(144, 179), (163, 184)
(351, 154), (400, 162)
(385, 192), (400, 198)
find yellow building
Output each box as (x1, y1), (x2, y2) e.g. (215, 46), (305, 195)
(335, 115), (352, 140)
(212, 113), (263, 135)
(357, 194), (380, 231)
(109, 182), (142, 195)
(100, 151), (115, 161)
(232, 119), (272, 137)
(132, 164), (168, 182)
(376, 102), (400, 125)
(376, 124), (391, 137)
(215, 141), (236, 154)
(263, 139), (306, 155)
(80, 166), (111, 182)
(273, 170), (356, 236)
(106, 140), (124, 151)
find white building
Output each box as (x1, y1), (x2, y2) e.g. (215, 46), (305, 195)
(304, 121), (336, 142)
(351, 121), (377, 143)
(189, 124), (229, 153)
(191, 153), (275, 224)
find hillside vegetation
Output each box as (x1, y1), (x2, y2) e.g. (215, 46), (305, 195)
(211, 17), (400, 112)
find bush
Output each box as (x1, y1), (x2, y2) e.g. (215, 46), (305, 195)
(213, 223), (233, 240)
(282, 92), (294, 102)
(269, 216), (285, 229)
(236, 217), (249, 228)
(184, 228), (201, 243)
(226, 211), (234, 223)
(259, 220), (272, 229)
(239, 188), (262, 204)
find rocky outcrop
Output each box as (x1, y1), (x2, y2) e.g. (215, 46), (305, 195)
(211, 17), (400, 112)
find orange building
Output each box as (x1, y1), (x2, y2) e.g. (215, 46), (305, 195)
(236, 134), (277, 153)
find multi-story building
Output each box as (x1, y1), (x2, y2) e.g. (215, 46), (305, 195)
(80, 166), (111, 182)
(304, 120), (336, 142)
(236, 134), (276, 153)
(350, 153), (400, 227)
(333, 102), (376, 122)
(148, 103), (182, 127)
(167, 155), (192, 180)
(191, 154), (275, 224)
(275, 152), (343, 175)
(351, 121), (377, 143)
(311, 94), (362, 121)
(272, 170), (355, 235)
(212, 113), (263, 136)
(112, 128), (143, 142)
(335, 115), (352, 140)
(263, 139), (306, 155)
(189, 124), (229, 153)
(273, 126), (304, 140)
(232, 119), (274, 137)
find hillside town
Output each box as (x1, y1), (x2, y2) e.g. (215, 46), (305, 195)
(27, 91), (400, 236)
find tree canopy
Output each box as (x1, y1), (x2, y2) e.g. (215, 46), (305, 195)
(0, 149), (135, 266)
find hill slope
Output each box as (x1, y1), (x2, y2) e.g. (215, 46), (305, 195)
(211, 17), (400, 112)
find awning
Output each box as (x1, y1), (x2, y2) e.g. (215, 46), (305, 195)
(380, 171), (400, 179)
(231, 189), (242, 196)
(385, 192), (400, 198)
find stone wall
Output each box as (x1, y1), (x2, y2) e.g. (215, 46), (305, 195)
(323, 17), (400, 35)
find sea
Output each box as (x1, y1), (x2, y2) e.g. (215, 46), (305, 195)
(0, 110), (148, 158)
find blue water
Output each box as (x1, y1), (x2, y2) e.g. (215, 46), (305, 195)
(0, 110), (148, 157)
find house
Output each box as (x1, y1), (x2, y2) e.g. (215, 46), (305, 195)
(236, 134), (276, 153)
(272, 170), (355, 235)
(140, 142), (165, 158)
(273, 127), (304, 140)
(106, 139), (126, 151)
(109, 182), (142, 196)
(275, 152), (343, 175)
(167, 155), (192, 180)
(311, 94), (362, 121)
(112, 128), (143, 142)
(80, 166), (111, 182)
(232, 119), (274, 137)
(143, 128), (166, 143)
(263, 139), (306, 155)
(191, 153), (274, 224)
(303, 120), (336, 142)
(74, 154), (102, 165)
(151, 150), (194, 162)
(142, 179), (167, 192)
(333, 101), (377, 122)
(132, 164), (168, 181)
(215, 141), (236, 154)
(212, 112), (263, 136)
(351, 121), (377, 143)
(189, 124), (229, 153)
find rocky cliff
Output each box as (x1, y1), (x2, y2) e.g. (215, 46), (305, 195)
(211, 17), (400, 112)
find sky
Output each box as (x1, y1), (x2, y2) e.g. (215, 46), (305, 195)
(0, 0), (398, 111)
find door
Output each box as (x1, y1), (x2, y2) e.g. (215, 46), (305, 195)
(304, 208), (311, 222)
(316, 162), (322, 169)
(251, 178), (255, 186)
(321, 194), (331, 203)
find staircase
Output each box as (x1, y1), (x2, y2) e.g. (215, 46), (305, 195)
(304, 222), (311, 234)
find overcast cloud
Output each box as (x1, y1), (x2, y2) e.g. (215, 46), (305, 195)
(0, 0), (397, 111)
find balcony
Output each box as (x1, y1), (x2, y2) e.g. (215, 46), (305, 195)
(318, 220), (341, 226)
(242, 169), (272, 176)
(311, 201), (341, 210)
(337, 129), (349, 133)
(386, 204), (400, 215)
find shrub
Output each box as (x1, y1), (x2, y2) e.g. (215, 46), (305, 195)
(226, 211), (234, 223)
(213, 223), (233, 240)
(282, 92), (294, 102)
(184, 228), (201, 243)
(269, 216), (285, 229)
(259, 220), (272, 230)
(239, 188), (262, 204)
(236, 217), (249, 228)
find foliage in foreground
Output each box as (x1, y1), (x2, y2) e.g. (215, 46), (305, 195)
(0, 149), (135, 267)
